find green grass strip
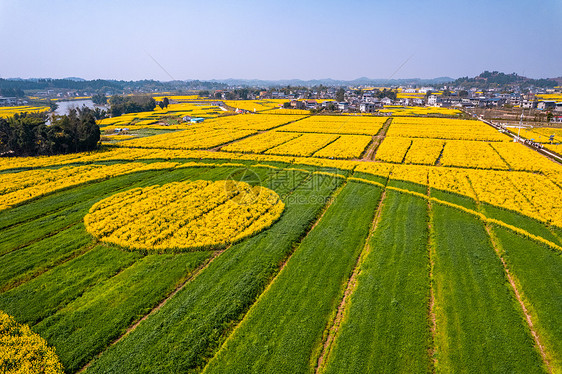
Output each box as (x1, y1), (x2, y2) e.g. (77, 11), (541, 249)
(86, 173), (339, 373)
(0, 224), (92, 291)
(323, 190), (431, 373)
(202, 181), (382, 374)
(482, 203), (562, 246)
(0, 245), (142, 325)
(35, 251), (213, 373)
(432, 204), (544, 373)
(492, 226), (562, 372)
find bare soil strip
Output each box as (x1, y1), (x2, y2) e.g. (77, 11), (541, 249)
(200, 178), (347, 373)
(315, 185), (388, 373)
(360, 136), (379, 160)
(426, 186), (437, 373)
(362, 118), (392, 161)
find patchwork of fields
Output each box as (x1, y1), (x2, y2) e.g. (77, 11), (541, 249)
(1, 106), (562, 373)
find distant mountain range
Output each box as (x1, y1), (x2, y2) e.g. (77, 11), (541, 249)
(2, 76), (455, 88)
(208, 77), (455, 87)
(452, 71), (559, 89)
(1, 72), (559, 93)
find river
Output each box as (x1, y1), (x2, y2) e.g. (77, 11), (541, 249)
(53, 99), (108, 116)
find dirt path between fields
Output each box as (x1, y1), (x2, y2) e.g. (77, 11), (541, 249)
(199, 176), (346, 373)
(426, 185), (437, 372)
(76, 248), (225, 373)
(208, 114), (311, 152)
(485, 225), (553, 374)
(315, 186), (388, 373)
(362, 118), (392, 161)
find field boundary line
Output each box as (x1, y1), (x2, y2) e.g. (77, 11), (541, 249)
(0, 167), (176, 230)
(310, 135), (342, 157)
(207, 131), (260, 152)
(434, 142), (446, 166)
(488, 142), (513, 170)
(485, 225), (553, 373)
(382, 185), (562, 253)
(315, 182), (387, 373)
(0, 221), (80, 259)
(200, 176), (347, 373)
(76, 247), (226, 374)
(399, 139), (414, 164)
(349, 177), (562, 252)
(426, 186), (437, 373)
(260, 132), (304, 154)
(365, 117), (392, 161)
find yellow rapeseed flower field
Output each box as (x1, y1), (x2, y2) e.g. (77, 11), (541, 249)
(222, 131), (302, 153)
(375, 137), (412, 163)
(388, 117), (508, 141)
(0, 310), (63, 374)
(440, 140), (509, 170)
(277, 115), (387, 135)
(0, 106), (49, 118)
(84, 180), (284, 252)
(265, 133), (339, 157)
(312, 135), (372, 159)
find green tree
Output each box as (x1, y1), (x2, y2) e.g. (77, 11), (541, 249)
(109, 95), (156, 116)
(336, 88), (345, 102)
(49, 100), (58, 112)
(92, 93), (108, 105)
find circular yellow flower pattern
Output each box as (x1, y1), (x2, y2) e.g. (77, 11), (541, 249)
(0, 310), (64, 374)
(84, 180), (285, 252)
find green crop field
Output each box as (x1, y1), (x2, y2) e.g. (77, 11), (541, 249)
(322, 190), (431, 373)
(2, 110), (562, 374)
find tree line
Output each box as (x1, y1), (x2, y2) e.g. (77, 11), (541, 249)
(109, 95), (156, 116)
(0, 78), (229, 95)
(0, 88), (25, 97)
(0, 108), (100, 157)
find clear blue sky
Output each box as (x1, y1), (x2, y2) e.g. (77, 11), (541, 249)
(1, 0), (560, 81)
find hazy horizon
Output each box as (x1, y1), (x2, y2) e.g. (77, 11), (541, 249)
(1, 0), (561, 81)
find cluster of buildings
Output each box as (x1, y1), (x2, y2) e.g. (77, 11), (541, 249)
(259, 86), (562, 118)
(427, 93), (562, 111)
(0, 97), (28, 106)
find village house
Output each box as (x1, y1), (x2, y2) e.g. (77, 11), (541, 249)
(537, 101), (557, 110)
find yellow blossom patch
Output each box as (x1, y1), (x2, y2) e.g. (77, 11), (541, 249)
(84, 180), (284, 252)
(0, 310), (63, 374)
